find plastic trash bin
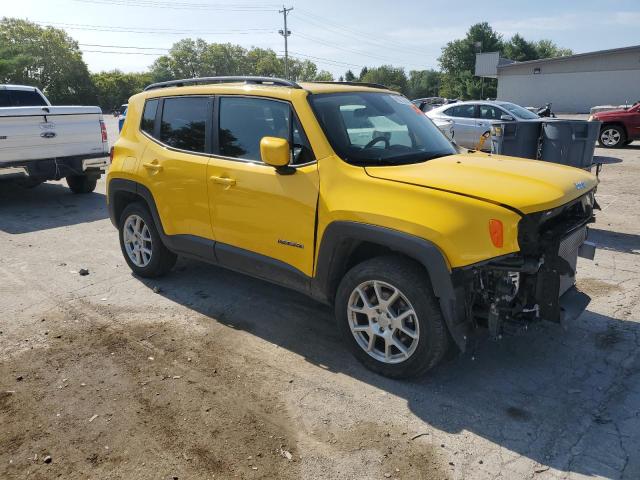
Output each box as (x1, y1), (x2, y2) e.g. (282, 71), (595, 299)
(490, 121), (542, 159)
(539, 120), (601, 170)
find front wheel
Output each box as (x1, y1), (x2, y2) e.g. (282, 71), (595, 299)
(119, 202), (177, 278)
(66, 175), (97, 194)
(335, 256), (450, 379)
(598, 125), (626, 148)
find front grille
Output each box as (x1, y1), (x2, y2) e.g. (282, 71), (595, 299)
(518, 192), (594, 256)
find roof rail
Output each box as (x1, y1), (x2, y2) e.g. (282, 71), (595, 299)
(309, 81), (390, 90)
(144, 76), (302, 91)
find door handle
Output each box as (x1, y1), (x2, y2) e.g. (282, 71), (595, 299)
(210, 175), (236, 186)
(143, 161), (162, 172)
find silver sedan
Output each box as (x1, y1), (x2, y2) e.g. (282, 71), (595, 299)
(427, 100), (541, 150)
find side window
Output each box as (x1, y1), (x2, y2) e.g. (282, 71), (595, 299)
(0, 91), (10, 107)
(10, 90), (48, 107)
(160, 97), (208, 153)
(219, 96), (313, 164)
(478, 105), (501, 120)
(140, 99), (158, 136)
(446, 104), (475, 118)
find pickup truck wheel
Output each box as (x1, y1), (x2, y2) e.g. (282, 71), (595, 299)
(598, 125), (625, 148)
(119, 203), (177, 278)
(335, 256), (449, 378)
(66, 175), (97, 194)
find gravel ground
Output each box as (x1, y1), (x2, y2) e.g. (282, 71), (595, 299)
(1, 117), (639, 479)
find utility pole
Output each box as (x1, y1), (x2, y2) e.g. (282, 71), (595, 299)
(279, 6), (293, 79)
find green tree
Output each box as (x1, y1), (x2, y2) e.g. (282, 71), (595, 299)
(150, 38), (333, 82)
(503, 34), (538, 62)
(344, 69), (356, 82)
(91, 70), (152, 111)
(0, 18), (95, 104)
(438, 22), (503, 99)
(535, 39), (572, 58)
(406, 70), (441, 99)
(360, 65), (407, 93)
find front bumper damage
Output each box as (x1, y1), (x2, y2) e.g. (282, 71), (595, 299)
(456, 190), (597, 338)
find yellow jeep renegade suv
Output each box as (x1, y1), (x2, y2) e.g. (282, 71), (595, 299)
(107, 76), (598, 378)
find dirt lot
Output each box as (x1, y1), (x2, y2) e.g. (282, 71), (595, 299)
(1, 118), (639, 479)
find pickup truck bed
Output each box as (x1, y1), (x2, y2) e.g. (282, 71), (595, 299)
(0, 85), (110, 193)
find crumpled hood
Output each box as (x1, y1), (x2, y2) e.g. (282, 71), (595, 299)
(365, 153), (598, 214)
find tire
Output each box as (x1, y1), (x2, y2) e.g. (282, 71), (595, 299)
(335, 255), (450, 379)
(598, 125), (626, 148)
(118, 202), (177, 278)
(66, 175), (98, 194)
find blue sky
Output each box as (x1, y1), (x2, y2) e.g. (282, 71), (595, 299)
(5, 0), (640, 77)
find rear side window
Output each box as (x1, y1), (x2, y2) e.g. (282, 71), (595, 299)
(445, 104), (475, 118)
(140, 99), (158, 135)
(0, 89), (47, 107)
(0, 91), (10, 107)
(160, 97), (208, 153)
(10, 90), (48, 107)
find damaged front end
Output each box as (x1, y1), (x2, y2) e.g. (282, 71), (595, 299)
(459, 190), (597, 338)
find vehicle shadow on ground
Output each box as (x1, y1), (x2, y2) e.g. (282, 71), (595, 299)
(589, 228), (640, 255)
(593, 155), (623, 165)
(0, 182), (107, 234)
(140, 258), (638, 479)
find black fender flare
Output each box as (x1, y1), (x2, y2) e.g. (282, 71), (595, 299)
(313, 221), (468, 351)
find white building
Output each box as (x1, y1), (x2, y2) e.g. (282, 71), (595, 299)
(476, 45), (640, 113)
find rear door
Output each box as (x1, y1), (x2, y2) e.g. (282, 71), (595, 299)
(442, 104), (478, 148)
(137, 96), (214, 242)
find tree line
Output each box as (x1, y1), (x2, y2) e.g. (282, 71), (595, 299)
(0, 17), (571, 110)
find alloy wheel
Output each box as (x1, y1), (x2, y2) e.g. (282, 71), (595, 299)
(123, 214), (153, 267)
(347, 280), (420, 364)
(601, 128), (621, 147)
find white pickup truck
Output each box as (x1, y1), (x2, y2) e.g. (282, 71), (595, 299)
(0, 84), (110, 193)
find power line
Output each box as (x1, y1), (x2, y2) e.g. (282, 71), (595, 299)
(296, 8), (428, 57)
(72, 0), (278, 11)
(295, 32), (427, 70)
(285, 51), (363, 69)
(82, 49), (162, 56)
(80, 43), (169, 51)
(34, 20), (274, 35)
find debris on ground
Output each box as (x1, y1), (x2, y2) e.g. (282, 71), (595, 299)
(78, 268), (89, 276)
(89, 414), (99, 423)
(43, 455), (52, 464)
(280, 449), (293, 461)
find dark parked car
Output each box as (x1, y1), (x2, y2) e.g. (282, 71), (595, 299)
(589, 102), (640, 148)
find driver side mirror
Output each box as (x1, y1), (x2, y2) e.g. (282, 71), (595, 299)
(261, 136), (290, 165)
(500, 114), (514, 121)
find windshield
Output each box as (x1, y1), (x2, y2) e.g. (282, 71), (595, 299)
(309, 92), (456, 166)
(501, 102), (540, 120)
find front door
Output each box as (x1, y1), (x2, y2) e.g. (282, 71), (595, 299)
(138, 95), (214, 241)
(207, 96), (319, 280)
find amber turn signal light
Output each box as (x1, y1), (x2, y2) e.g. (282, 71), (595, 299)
(489, 219), (503, 248)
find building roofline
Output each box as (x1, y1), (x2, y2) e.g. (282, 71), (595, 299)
(498, 44), (640, 69)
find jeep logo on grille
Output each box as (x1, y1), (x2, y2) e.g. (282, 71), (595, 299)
(574, 181), (586, 190)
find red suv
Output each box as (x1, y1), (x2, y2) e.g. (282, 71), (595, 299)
(590, 102), (640, 148)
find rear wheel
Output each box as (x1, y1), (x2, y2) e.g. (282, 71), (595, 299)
(598, 125), (626, 148)
(119, 202), (177, 278)
(66, 175), (97, 194)
(335, 255), (449, 378)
